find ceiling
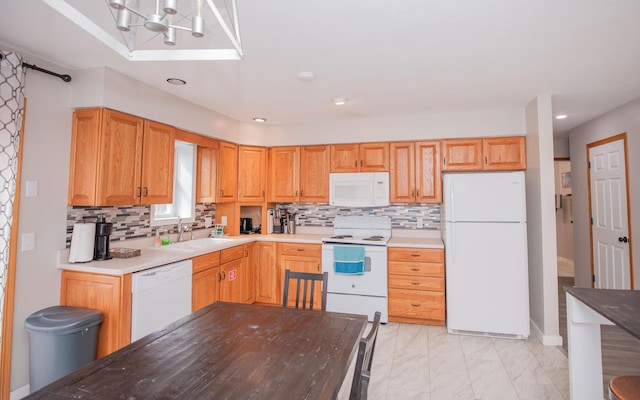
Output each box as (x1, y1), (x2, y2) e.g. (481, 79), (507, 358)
(2, 0), (640, 139)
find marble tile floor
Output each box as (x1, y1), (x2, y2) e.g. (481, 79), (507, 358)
(340, 322), (570, 400)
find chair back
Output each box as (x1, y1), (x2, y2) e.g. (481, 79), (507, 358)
(349, 311), (381, 400)
(282, 270), (328, 311)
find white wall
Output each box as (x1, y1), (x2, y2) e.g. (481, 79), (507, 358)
(568, 98), (640, 289)
(239, 108), (526, 146)
(553, 138), (570, 159)
(524, 95), (561, 345)
(11, 59), (73, 392)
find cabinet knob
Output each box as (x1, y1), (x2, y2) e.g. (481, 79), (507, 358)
(217, 272), (222, 282)
(137, 187), (142, 198)
(411, 254), (420, 257)
(143, 187), (149, 197)
(411, 303), (421, 307)
(411, 281), (421, 286)
(411, 267), (420, 271)
(220, 271), (226, 281)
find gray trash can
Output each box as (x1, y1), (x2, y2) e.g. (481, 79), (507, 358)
(24, 306), (102, 392)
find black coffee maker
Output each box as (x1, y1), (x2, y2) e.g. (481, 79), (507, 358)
(94, 214), (112, 260)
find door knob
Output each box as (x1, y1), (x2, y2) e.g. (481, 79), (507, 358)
(618, 236), (629, 243)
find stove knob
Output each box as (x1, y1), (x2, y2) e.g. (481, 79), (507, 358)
(352, 284), (356, 288)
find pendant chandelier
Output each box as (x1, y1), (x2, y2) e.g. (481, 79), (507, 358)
(42, 0), (243, 61)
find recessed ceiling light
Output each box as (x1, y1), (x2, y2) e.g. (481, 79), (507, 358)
(253, 117), (267, 123)
(166, 78), (186, 85)
(331, 97), (347, 106)
(297, 72), (316, 82)
(555, 114), (568, 120)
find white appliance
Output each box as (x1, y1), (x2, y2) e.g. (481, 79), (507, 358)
(329, 172), (390, 207)
(131, 260), (193, 341)
(322, 216), (390, 323)
(443, 171), (529, 339)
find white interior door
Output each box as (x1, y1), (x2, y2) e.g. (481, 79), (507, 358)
(588, 138), (631, 289)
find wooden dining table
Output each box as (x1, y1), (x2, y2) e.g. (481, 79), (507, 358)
(26, 302), (369, 399)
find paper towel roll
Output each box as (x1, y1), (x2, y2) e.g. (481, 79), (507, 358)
(69, 223), (95, 263)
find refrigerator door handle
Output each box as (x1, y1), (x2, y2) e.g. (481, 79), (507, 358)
(450, 180), (456, 222)
(449, 224), (456, 263)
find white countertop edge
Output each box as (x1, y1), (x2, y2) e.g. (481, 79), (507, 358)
(58, 231), (443, 275)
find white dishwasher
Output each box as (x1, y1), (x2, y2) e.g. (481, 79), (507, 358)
(131, 260), (192, 342)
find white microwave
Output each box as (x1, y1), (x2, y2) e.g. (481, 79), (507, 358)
(329, 172), (390, 207)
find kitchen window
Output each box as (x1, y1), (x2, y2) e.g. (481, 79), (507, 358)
(151, 140), (196, 226)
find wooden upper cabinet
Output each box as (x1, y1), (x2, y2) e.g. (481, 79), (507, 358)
(217, 141), (238, 203)
(415, 141), (441, 203)
(330, 144), (359, 172)
(238, 145), (267, 202)
(69, 108), (175, 206)
(300, 145), (330, 202)
(196, 145), (219, 203)
(139, 120), (175, 204)
(68, 108), (102, 205)
(360, 142), (389, 171)
(441, 138), (483, 171)
(442, 136), (526, 171)
(390, 141), (441, 204)
(330, 143), (389, 172)
(483, 136), (526, 170)
(268, 146), (299, 202)
(389, 142), (416, 203)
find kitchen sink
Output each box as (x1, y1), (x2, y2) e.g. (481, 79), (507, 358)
(151, 237), (234, 251)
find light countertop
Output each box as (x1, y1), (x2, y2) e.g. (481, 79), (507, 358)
(58, 231), (443, 276)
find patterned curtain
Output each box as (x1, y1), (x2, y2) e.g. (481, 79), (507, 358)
(0, 52), (26, 333)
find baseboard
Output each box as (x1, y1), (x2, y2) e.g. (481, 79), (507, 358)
(10, 384), (29, 400)
(531, 319), (563, 346)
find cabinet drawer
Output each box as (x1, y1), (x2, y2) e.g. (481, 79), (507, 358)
(277, 242), (321, 258)
(191, 252), (220, 274)
(220, 245), (245, 264)
(388, 289), (445, 321)
(388, 247), (444, 263)
(388, 261), (444, 277)
(388, 275), (444, 291)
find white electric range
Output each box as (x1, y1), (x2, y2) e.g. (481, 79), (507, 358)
(321, 216), (391, 322)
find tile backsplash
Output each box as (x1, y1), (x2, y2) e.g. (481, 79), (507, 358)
(66, 202), (440, 247)
(66, 203), (216, 247)
(276, 203), (441, 229)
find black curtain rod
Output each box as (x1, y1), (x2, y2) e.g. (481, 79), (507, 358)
(1, 54), (71, 82)
(22, 61), (72, 83)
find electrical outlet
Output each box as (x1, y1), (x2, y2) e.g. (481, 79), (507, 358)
(204, 216), (212, 228)
(416, 217), (424, 229)
(21, 233), (35, 251)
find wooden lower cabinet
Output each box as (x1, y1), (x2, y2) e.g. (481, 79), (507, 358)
(219, 244), (254, 304)
(60, 270), (132, 358)
(277, 242), (323, 309)
(255, 242), (279, 305)
(192, 251), (220, 312)
(388, 247), (445, 326)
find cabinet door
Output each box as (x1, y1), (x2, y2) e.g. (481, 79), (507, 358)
(243, 243), (255, 304)
(60, 271), (132, 358)
(330, 143), (359, 172)
(255, 242), (278, 304)
(360, 142), (389, 172)
(300, 145), (330, 202)
(441, 138), (483, 171)
(415, 141), (442, 203)
(483, 136), (526, 170)
(69, 108), (102, 206)
(141, 120), (175, 204)
(280, 255), (323, 309)
(196, 146), (219, 203)
(219, 258), (244, 303)
(192, 267), (220, 312)
(218, 141), (238, 202)
(389, 142), (416, 203)
(268, 146), (299, 202)
(238, 146), (267, 202)
(97, 109), (144, 205)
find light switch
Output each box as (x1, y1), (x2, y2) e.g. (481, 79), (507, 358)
(25, 181), (38, 198)
(21, 233), (35, 251)
(221, 216), (227, 226)
(416, 217), (424, 229)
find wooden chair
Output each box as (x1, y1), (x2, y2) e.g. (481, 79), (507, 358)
(282, 269), (328, 311)
(349, 311), (381, 400)
(609, 375), (640, 400)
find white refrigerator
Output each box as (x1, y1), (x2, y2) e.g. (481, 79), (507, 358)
(443, 171), (530, 338)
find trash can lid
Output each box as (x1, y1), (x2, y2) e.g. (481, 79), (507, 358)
(25, 306), (103, 334)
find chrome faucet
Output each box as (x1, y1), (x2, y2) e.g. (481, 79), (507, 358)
(177, 218), (192, 242)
